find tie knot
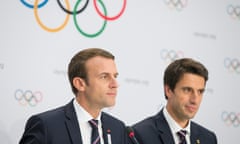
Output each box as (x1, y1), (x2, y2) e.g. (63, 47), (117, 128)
(177, 130), (187, 144)
(88, 119), (99, 129)
(177, 130), (187, 137)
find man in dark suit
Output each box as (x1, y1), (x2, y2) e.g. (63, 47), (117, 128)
(130, 58), (217, 144)
(19, 48), (128, 144)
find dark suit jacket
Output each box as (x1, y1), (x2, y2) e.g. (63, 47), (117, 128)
(131, 109), (217, 144)
(19, 99), (128, 144)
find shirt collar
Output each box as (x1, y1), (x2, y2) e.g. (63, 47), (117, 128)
(163, 107), (191, 135)
(73, 98), (102, 123)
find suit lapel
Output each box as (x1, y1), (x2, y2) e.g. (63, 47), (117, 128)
(64, 99), (83, 144)
(102, 125), (109, 144)
(190, 123), (201, 144)
(101, 113), (110, 144)
(155, 110), (175, 144)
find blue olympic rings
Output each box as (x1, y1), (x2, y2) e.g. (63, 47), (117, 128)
(15, 89), (43, 107)
(160, 49), (184, 63)
(224, 57), (240, 73)
(20, 0), (48, 8)
(221, 111), (240, 127)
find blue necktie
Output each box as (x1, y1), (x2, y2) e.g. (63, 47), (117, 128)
(88, 119), (101, 144)
(177, 130), (187, 144)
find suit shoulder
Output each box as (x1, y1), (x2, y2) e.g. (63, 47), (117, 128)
(191, 121), (216, 135)
(133, 115), (156, 130)
(102, 112), (125, 126)
(36, 105), (65, 117)
(27, 104), (66, 124)
(31, 100), (73, 120)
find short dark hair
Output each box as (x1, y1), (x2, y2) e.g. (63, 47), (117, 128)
(163, 58), (208, 99)
(68, 48), (115, 95)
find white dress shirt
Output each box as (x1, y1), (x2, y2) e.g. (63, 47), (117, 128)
(163, 107), (191, 144)
(73, 98), (104, 144)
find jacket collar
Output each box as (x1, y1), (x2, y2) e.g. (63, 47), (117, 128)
(64, 99), (83, 144)
(155, 109), (202, 144)
(155, 109), (175, 144)
(64, 99), (113, 144)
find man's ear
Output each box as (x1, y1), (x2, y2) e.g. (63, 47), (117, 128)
(73, 77), (86, 92)
(164, 85), (172, 99)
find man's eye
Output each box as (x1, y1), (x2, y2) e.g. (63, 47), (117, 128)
(183, 87), (190, 91)
(100, 75), (107, 79)
(199, 89), (205, 95)
(114, 74), (118, 79)
(182, 87), (192, 93)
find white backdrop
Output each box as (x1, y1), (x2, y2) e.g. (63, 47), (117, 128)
(1, 0), (240, 144)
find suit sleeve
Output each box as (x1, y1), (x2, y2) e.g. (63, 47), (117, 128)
(19, 115), (47, 144)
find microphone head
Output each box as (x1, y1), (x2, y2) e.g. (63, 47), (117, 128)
(126, 126), (135, 138)
(126, 126), (140, 144)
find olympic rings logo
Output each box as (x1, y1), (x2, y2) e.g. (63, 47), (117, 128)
(160, 49), (184, 63)
(20, 0), (127, 38)
(163, 0), (188, 11)
(226, 4), (240, 20)
(221, 111), (240, 127)
(15, 89), (43, 106)
(224, 57), (240, 74)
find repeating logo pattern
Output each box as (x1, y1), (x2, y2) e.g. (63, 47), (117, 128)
(224, 57), (240, 74)
(160, 49), (184, 63)
(14, 89), (43, 106)
(20, 0), (127, 38)
(227, 4), (240, 20)
(163, 0), (188, 11)
(221, 111), (240, 127)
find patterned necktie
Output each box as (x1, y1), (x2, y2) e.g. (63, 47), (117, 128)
(177, 130), (187, 144)
(88, 119), (101, 144)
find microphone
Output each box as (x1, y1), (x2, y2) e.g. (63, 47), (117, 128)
(126, 126), (140, 144)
